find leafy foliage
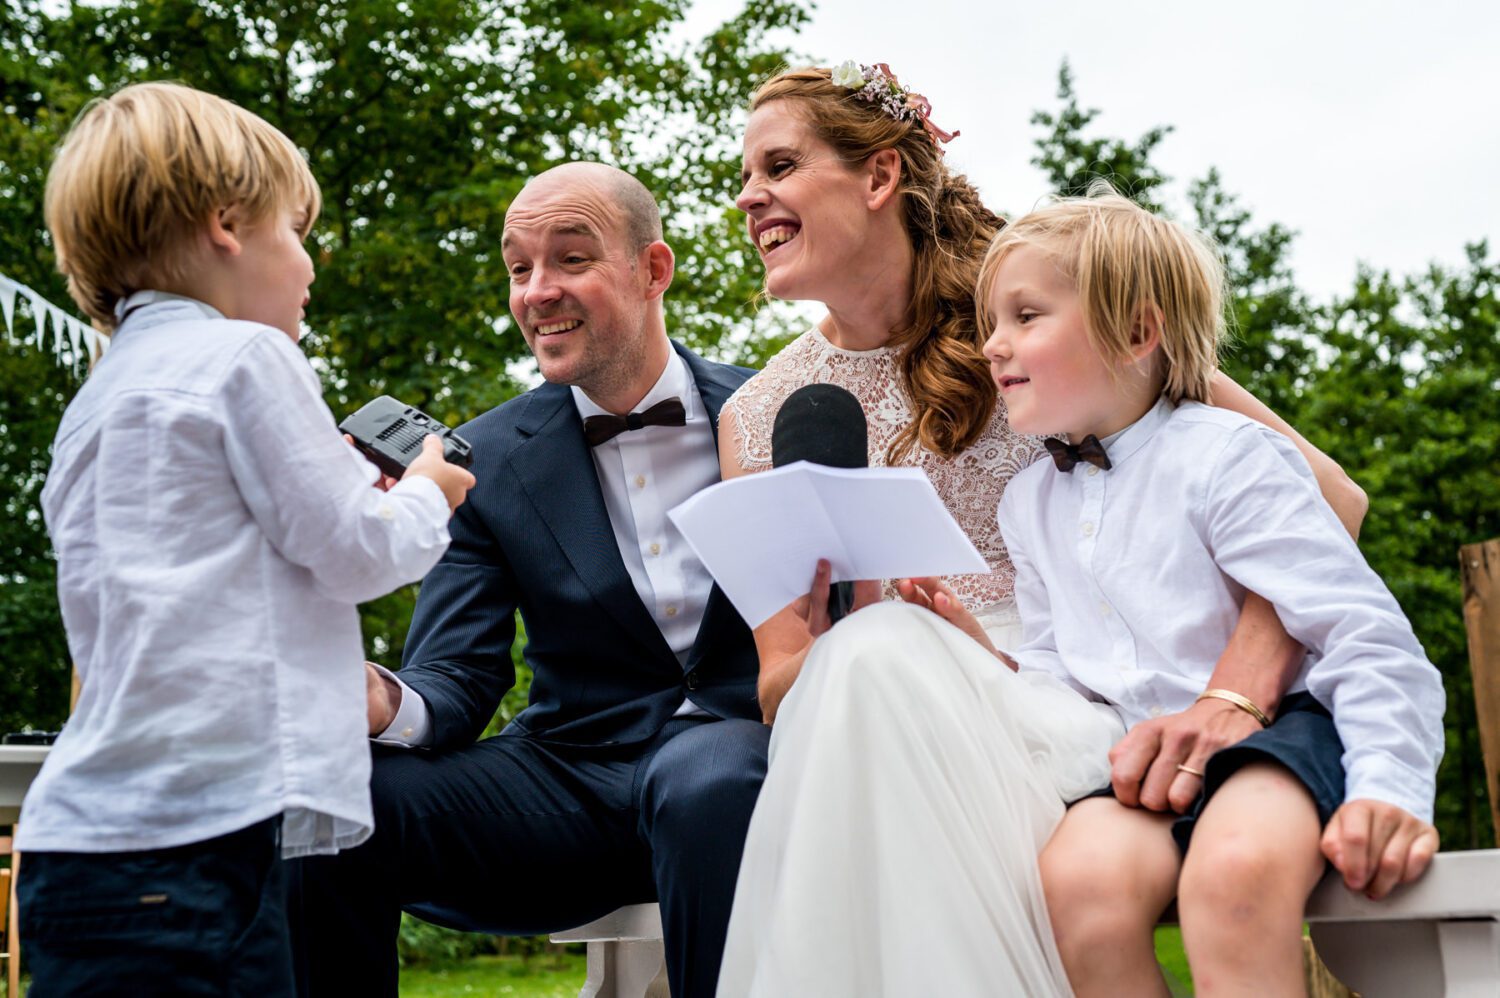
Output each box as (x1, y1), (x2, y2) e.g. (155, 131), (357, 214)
(0, 0), (806, 732)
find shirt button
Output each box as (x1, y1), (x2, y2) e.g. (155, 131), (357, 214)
(1081, 521), (1096, 536)
(1098, 602), (1112, 616)
(1149, 705), (1164, 718)
(635, 475), (646, 488)
(665, 606), (678, 618)
(401, 727), (414, 738)
(649, 542), (661, 556)
(377, 504), (395, 522)
(1086, 466), (1100, 477)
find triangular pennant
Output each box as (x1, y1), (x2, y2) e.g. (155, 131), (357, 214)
(0, 279), (15, 340)
(48, 306), (68, 359)
(25, 290), (47, 345)
(66, 317), (85, 362)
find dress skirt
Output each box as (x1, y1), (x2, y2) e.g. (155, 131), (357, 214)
(717, 601), (1125, 998)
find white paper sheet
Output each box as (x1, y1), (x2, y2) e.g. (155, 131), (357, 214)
(667, 461), (990, 628)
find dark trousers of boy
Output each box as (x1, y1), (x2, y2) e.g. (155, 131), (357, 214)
(18, 817), (293, 996)
(289, 716), (769, 998)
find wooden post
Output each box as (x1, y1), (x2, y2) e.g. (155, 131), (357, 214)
(1461, 538), (1500, 842)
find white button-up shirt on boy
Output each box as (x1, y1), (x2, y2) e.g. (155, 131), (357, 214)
(21, 293), (451, 858)
(998, 398), (1445, 821)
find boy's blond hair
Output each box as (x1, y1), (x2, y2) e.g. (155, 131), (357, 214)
(976, 184), (1226, 404)
(44, 82), (321, 330)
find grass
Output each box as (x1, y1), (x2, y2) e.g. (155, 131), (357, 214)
(1154, 925), (1194, 995)
(0, 933), (1197, 996)
(398, 952), (588, 998)
(0, 955), (586, 998)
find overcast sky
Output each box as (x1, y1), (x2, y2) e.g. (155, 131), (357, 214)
(683, 0), (1500, 302)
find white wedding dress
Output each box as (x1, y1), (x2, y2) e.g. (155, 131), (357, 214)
(716, 329), (1125, 998)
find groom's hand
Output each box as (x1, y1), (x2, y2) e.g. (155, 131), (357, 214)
(1109, 697), (1259, 812)
(366, 661), (402, 735)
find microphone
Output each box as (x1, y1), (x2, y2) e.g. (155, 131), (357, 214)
(771, 384), (869, 624)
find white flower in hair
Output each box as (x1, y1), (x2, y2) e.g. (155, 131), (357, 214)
(831, 60), (866, 89)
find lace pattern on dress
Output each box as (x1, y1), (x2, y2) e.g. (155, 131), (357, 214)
(721, 327), (1048, 611)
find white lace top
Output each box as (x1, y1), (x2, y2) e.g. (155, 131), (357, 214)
(721, 326), (1048, 613)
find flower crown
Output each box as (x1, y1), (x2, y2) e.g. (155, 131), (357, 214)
(831, 60), (960, 147)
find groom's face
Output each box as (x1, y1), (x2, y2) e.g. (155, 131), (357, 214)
(502, 177), (654, 398)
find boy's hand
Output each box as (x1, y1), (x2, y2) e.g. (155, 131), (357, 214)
(342, 433), (399, 491)
(1322, 799), (1438, 899)
(896, 577), (1016, 669)
(1110, 697), (1260, 812)
(404, 434), (476, 514)
(366, 662), (401, 735)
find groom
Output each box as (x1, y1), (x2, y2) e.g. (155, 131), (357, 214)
(293, 163), (768, 998)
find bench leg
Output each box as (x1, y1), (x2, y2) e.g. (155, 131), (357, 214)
(579, 939), (670, 998)
(1311, 918), (1500, 998)
(1437, 919), (1500, 997)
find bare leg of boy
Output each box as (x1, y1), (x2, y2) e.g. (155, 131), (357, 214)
(1177, 761), (1325, 997)
(1040, 797), (1181, 998)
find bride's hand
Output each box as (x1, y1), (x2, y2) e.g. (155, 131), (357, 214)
(790, 558), (882, 637)
(897, 577), (1017, 669)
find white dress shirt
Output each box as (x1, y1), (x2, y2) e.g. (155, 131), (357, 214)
(998, 398), (1445, 821)
(21, 293), (451, 858)
(378, 349), (720, 745)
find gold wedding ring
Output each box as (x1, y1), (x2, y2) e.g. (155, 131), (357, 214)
(1175, 763), (1205, 778)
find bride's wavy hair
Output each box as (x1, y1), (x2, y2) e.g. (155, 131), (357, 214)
(749, 66), (1003, 461)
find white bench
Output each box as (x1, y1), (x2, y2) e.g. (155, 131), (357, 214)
(551, 903), (669, 998)
(554, 851), (1500, 998)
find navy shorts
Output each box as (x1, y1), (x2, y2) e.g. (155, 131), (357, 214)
(17, 815), (292, 997)
(1083, 691), (1346, 853)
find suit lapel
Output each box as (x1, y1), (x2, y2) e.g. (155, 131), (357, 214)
(507, 382), (677, 666)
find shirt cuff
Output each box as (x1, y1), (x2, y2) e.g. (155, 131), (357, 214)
(370, 663), (434, 748)
(388, 474), (450, 524)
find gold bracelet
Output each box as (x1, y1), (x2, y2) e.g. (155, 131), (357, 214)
(1197, 688), (1272, 727)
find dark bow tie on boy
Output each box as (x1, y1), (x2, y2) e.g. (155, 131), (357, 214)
(1043, 435), (1113, 473)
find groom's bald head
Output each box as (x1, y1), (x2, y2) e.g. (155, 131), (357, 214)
(511, 162), (663, 253)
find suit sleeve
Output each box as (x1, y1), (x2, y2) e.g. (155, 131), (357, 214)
(397, 458), (523, 752)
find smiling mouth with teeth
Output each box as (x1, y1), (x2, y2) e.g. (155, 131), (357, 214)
(757, 225), (800, 252)
(535, 319), (582, 336)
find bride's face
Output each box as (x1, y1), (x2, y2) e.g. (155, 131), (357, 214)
(736, 101), (877, 302)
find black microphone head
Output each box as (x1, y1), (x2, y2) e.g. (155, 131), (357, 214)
(771, 383), (869, 469)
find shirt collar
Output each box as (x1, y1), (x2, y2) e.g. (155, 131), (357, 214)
(571, 350), (696, 423)
(1097, 396), (1175, 468)
(114, 290), (224, 326)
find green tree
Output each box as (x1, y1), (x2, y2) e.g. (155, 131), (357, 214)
(1304, 247), (1500, 847)
(1030, 60), (1173, 214)
(0, 0), (808, 732)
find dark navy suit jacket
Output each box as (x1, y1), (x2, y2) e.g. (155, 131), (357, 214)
(399, 342), (762, 751)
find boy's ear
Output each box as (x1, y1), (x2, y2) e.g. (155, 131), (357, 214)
(865, 148), (902, 211)
(206, 205), (247, 257)
(1128, 303), (1164, 363)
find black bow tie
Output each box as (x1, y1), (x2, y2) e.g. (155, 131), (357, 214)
(583, 397), (687, 447)
(1043, 435), (1112, 473)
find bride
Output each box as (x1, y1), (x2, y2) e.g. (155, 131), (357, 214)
(713, 64), (1367, 996)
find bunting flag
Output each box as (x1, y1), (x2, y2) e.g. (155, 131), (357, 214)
(0, 270), (105, 373)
